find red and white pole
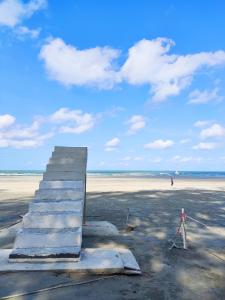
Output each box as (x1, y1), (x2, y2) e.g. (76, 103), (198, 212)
(180, 208), (187, 249)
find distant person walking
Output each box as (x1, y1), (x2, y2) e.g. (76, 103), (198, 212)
(160, 172), (174, 186)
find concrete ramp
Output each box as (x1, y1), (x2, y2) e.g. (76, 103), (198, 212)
(9, 146), (87, 262)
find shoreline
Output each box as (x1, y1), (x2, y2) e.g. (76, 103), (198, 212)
(0, 174), (225, 180)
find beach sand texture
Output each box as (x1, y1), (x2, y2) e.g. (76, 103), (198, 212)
(0, 175), (225, 299)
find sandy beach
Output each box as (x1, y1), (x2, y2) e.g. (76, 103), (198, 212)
(0, 175), (225, 299)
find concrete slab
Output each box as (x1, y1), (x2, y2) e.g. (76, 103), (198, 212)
(29, 200), (83, 212)
(34, 189), (84, 200)
(23, 212), (82, 228)
(0, 248), (141, 274)
(9, 246), (81, 262)
(14, 228), (82, 248)
(43, 171), (85, 181)
(83, 221), (119, 236)
(39, 180), (83, 189)
(117, 248), (141, 274)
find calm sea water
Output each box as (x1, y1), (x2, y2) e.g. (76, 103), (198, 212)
(0, 170), (225, 179)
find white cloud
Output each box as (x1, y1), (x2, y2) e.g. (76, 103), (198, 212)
(0, 107), (96, 149)
(188, 88), (223, 104)
(180, 138), (191, 144)
(134, 156), (143, 161)
(149, 157), (162, 163)
(0, 116), (53, 149)
(0, 133), (52, 148)
(117, 162), (129, 167)
(105, 137), (120, 151)
(0, 114), (15, 129)
(0, 0), (46, 27)
(171, 155), (197, 163)
(104, 147), (115, 152)
(106, 137), (120, 147)
(170, 155), (203, 163)
(200, 123), (225, 139)
(120, 155), (144, 162)
(1, 120), (41, 139)
(121, 156), (132, 161)
(50, 108), (95, 134)
(126, 115), (146, 134)
(100, 106), (124, 118)
(121, 38), (225, 101)
(40, 38), (120, 89)
(194, 120), (211, 128)
(144, 139), (174, 150)
(193, 142), (217, 150)
(16, 25), (40, 39)
(39, 37), (225, 101)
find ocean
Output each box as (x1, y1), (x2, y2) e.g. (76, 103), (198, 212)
(0, 170), (225, 179)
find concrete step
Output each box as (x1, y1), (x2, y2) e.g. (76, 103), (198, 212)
(46, 163), (86, 172)
(14, 228), (82, 248)
(48, 157), (86, 165)
(9, 146), (87, 263)
(23, 212), (82, 228)
(39, 180), (84, 190)
(34, 189), (84, 201)
(29, 200), (83, 213)
(51, 150), (87, 157)
(52, 152), (87, 162)
(52, 149), (87, 156)
(43, 171), (86, 181)
(9, 246), (81, 261)
(54, 146), (87, 153)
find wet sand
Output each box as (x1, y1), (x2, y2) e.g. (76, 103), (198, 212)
(0, 175), (225, 299)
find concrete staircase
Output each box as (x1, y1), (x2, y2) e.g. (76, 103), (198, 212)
(9, 146), (87, 262)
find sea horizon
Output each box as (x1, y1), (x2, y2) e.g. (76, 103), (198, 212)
(0, 170), (225, 179)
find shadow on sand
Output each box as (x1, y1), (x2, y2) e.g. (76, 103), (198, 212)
(0, 189), (225, 299)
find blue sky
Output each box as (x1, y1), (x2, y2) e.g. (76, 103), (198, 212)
(0, 0), (225, 170)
